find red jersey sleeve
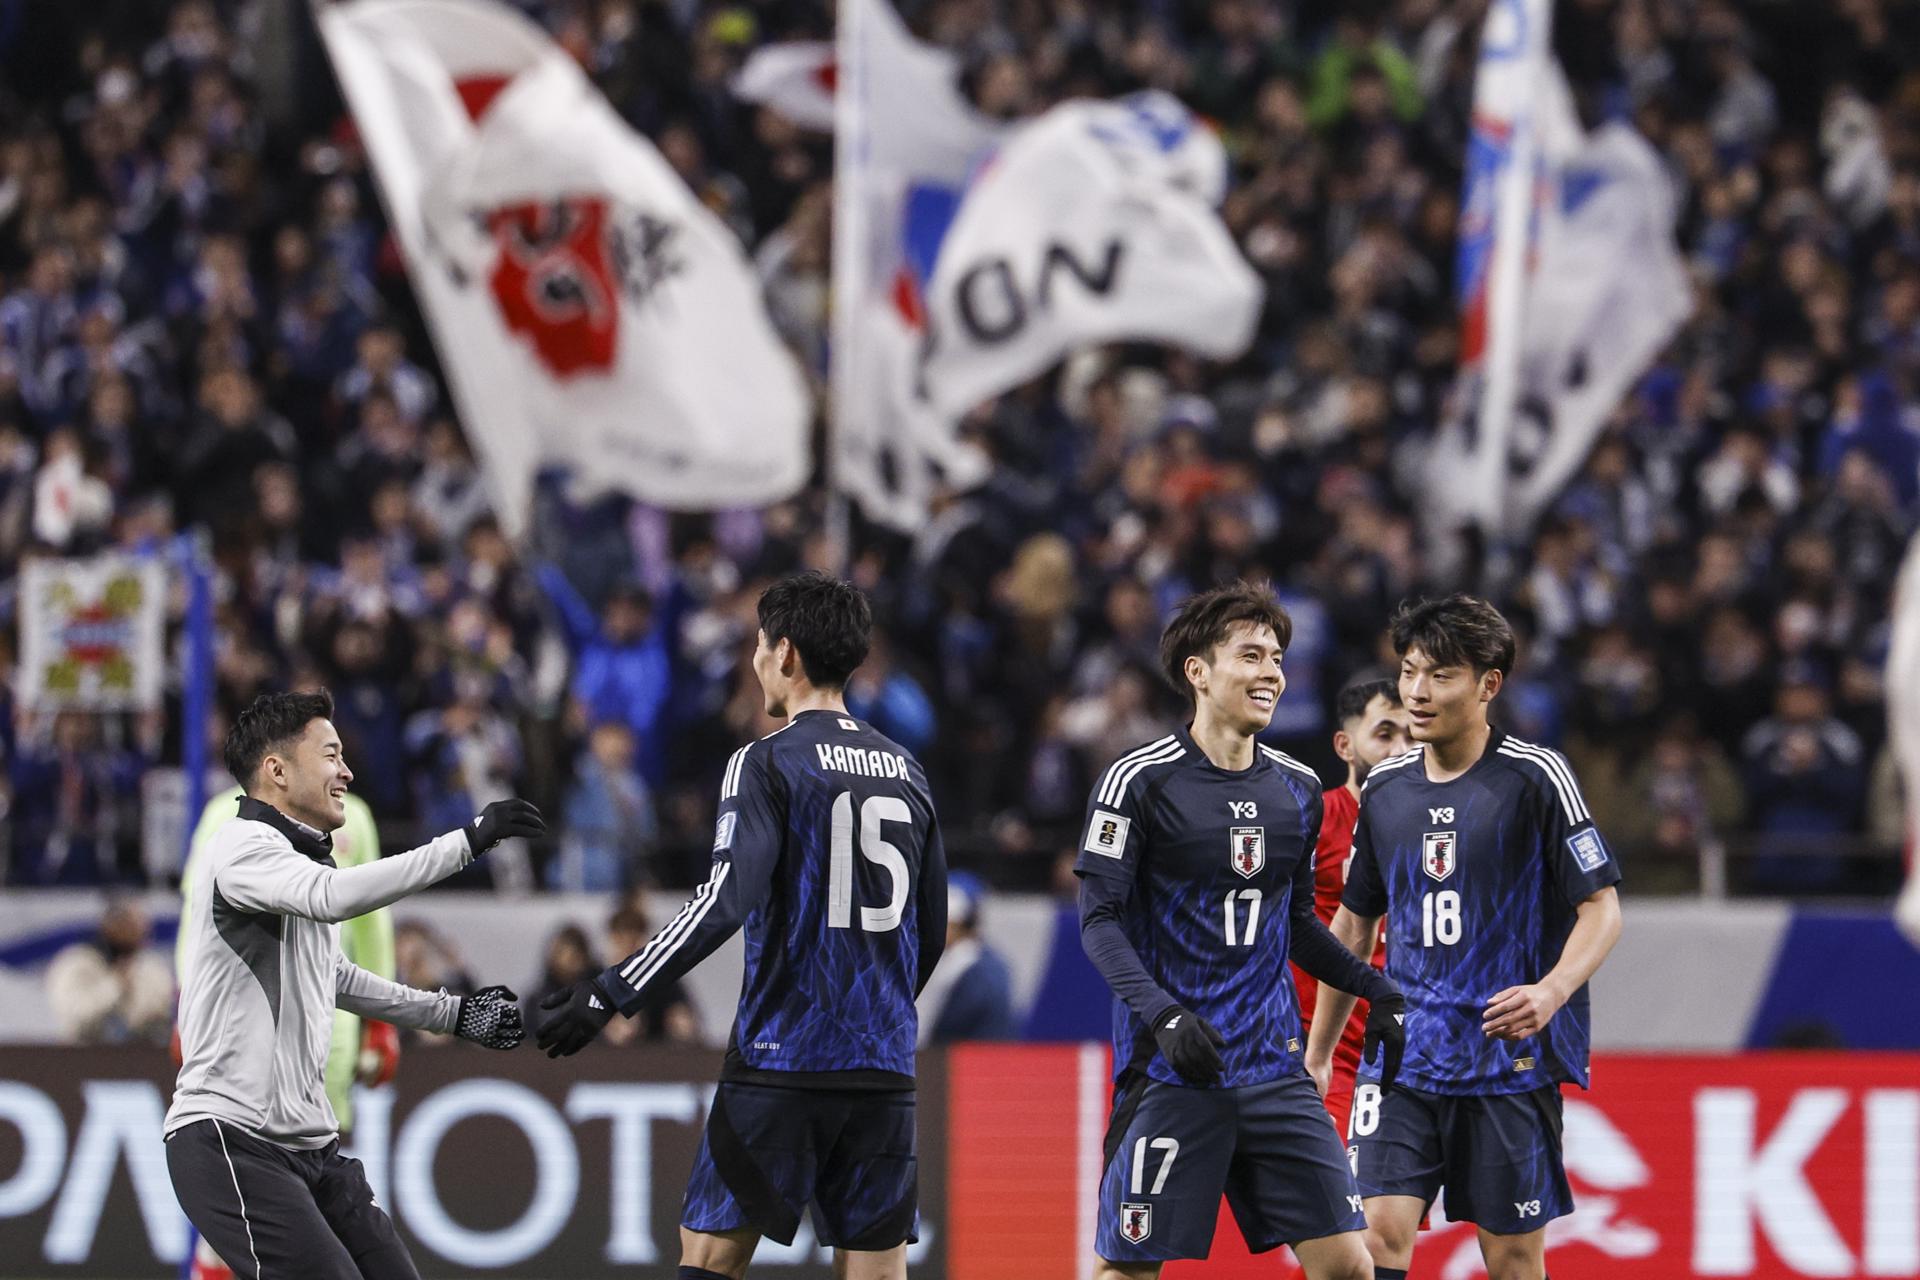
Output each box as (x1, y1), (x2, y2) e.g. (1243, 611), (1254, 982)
(1292, 786), (1386, 1067)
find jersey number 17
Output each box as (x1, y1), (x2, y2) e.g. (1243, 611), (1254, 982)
(828, 791), (911, 933)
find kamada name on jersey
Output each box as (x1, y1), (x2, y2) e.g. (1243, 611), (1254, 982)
(815, 743), (912, 779)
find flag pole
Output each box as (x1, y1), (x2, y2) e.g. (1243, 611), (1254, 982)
(1471, 0), (1552, 537)
(825, 0), (866, 579)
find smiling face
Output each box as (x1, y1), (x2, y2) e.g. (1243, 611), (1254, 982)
(1188, 620), (1286, 737)
(1398, 646), (1500, 748)
(260, 718), (353, 831)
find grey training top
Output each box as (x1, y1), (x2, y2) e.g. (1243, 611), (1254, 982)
(165, 798), (472, 1149)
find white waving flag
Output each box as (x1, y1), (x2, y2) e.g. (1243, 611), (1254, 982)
(1435, 0), (1691, 536)
(832, 0), (1003, 530)
(918, 91), (1262, 422)
(319, 0), (809, 537)
(733, 41), (836, 132)
(1891, 535), (1920, 947)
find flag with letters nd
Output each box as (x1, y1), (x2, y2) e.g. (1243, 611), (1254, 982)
(918, 91), (1263, 422)
(318, 0), (809, 538)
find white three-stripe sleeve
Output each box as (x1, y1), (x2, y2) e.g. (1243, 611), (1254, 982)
(1497, 739), (1621, 902)
(596, 741), (781, 1015)
(1076, 740), (1185, 880)
(1497, 741), (1591, 825)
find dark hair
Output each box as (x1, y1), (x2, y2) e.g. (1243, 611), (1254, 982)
(1388, 595), (1516, 677)
(1335, 677), (1400, 724)
(224, 689), (335, 790)
(607, 906), (649, 938)
(756, 571), (872, 690)
(1159, 581), (1293, 705)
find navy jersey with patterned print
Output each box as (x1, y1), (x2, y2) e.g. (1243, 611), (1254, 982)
(1075, 726), (1330, 1089)
(1342, 729), (1622, 1096)
(594, 710), (947, 1083)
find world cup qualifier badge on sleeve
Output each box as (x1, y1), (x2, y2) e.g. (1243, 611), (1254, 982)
(1568, 827), (1607, 872)
(1085, 810), (1131, 858)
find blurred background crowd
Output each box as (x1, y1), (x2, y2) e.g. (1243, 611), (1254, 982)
(0, 0), (1916, 902)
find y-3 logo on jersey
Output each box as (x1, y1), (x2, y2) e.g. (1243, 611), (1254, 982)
(1428, 807), (1455, 823)
(1515, 1199), (1543, 1218)
(1228, 801), (1259, 819)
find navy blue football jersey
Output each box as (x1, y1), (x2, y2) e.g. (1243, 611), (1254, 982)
(1342, 729), (1622, 1095)
(596, 710), (947, 1080)
(1076, 727), (1324, 1089)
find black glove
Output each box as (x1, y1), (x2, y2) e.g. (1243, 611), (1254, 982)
(454, 985), (524, 1050)
(1363, 988), (1407, 1091)
(465, 798), (546, 855)
(1152, 1006), (1225, 1085)
(534, 981), (615, 1058)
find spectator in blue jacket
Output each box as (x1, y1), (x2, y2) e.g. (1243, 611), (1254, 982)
(550, 721), (658, 892)
(536, 563), (678, 787)
(920, 871), (1017, 1043)
(844, 627), (937, 757)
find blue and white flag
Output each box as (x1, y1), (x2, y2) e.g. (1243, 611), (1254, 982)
(1437, 0), (1691, 535)
(831, 0), (1003, 529)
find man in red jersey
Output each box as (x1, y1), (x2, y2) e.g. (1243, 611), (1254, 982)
(1293, 678), (1411, 1135)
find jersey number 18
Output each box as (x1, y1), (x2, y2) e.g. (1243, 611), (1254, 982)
(1421, 890), (1462, 946)
(828, 792), (910, 933)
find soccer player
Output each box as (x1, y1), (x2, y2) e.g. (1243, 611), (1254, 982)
(166, 690), (542, 1279)
(1307, 596), (1624, 1280)
(534, 571), (948, 1280)
(1292, 679), (1412, 1137)
(1077, 582), (1406, 1280)
(174, 783), (400, 1280)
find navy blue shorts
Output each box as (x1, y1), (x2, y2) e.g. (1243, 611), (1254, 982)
(681, 1082), (917, 1250)
(1096, 1073), (1365, 1262)
(1348, 1081), (1573, 1234)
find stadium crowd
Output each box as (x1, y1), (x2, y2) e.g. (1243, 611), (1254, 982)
(0, 0), (1915, 895)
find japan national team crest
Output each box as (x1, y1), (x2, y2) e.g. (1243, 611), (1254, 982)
(1423, 830), (1457, 881)
(1230, 826), (1264, 878)
(1120, 1202), (1153, 1243)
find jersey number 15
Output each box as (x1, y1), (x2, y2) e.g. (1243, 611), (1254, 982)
(829, 792), (911, 934)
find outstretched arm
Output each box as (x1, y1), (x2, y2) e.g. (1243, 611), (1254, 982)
(216, 800), (544, 923)
(217, 829), (473, 923)
(533, 562), (600, 649)
(335, 956), (459, 1033)
(596, 847), (772, 1015)
(536, 741), (783, 1057)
